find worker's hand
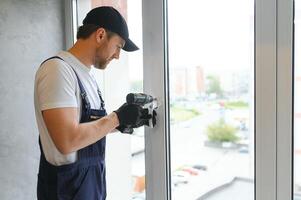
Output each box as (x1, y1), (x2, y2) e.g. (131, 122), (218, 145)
(114, 103), (152, 127)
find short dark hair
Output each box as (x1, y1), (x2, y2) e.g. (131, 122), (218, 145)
(76, 24), (116, 40)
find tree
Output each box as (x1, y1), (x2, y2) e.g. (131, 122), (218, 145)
(206, 75), (223, 97)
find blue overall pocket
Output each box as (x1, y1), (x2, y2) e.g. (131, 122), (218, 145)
(57, 165), (89, 200)
(57, 162), (105, 200)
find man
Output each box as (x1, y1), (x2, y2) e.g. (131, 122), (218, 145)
(34, 6), (152, 200)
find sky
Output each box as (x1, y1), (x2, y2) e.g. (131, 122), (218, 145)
(127, 0), (254, 81)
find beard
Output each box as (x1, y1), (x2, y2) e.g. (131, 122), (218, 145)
(94, 47), (110, 70)
(94, 59), (108, 70)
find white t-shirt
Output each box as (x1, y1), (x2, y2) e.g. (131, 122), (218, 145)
(34, 51), (102, 166)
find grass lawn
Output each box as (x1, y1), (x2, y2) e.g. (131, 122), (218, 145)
(170, 106), (201, 123)
(224, 101), (249, 109)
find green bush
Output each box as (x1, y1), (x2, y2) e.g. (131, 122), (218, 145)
(206, 119), (239, 142)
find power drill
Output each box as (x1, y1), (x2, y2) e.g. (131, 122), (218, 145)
(121, 93), (158, 134)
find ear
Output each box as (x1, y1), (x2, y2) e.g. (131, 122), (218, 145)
(95, 28), (106, 43)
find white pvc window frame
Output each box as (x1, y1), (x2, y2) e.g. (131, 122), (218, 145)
(276, 0), (294, 199)
(143, 0), (294, 200)
(142, 0), (171, 199)
(64, 0), (77, 50)
(255, 0), (294, 199)
(65, 0), (294, 199)
(255, 0), (278, 198)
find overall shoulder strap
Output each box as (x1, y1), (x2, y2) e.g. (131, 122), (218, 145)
(40, 56), (63, 66)
(41, 56), (91, 109)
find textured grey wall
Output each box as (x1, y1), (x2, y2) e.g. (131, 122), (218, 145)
(0, 0), (65, 199)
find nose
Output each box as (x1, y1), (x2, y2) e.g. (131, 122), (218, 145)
(113, 49), (121, 60)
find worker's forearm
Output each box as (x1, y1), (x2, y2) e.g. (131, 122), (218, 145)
(62, 112), (119, 154)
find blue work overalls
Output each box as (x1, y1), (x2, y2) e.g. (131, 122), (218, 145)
(37, 56), (107, 200)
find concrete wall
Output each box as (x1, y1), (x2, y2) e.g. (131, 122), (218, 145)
(0, 0), (65, 199)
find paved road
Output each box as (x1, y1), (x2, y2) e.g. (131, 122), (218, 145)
(169, 107), (254, 200)
(132, 104), (255, 199)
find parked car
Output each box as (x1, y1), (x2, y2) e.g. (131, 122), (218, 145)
(131, 192), (145, 200)
(172, 170), (190, 187)
(179, 166), (200, 176)
(192, 164), (208, 171)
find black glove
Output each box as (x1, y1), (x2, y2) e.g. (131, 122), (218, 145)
(116, 125), (134, 134)
(114, 103), (152, 127)
(116, 110), (157, 134)
(133, 110), (157, 128)
(150, 110), (157, 127)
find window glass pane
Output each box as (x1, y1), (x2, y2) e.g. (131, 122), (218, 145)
(295, 1), (301, 199)
(127, 1), (145, 199)
(76, 1), (144, 199)
(167, 0), (255, 199)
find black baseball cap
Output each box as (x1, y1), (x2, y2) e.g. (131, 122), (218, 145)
(83, 6), (139, 52)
